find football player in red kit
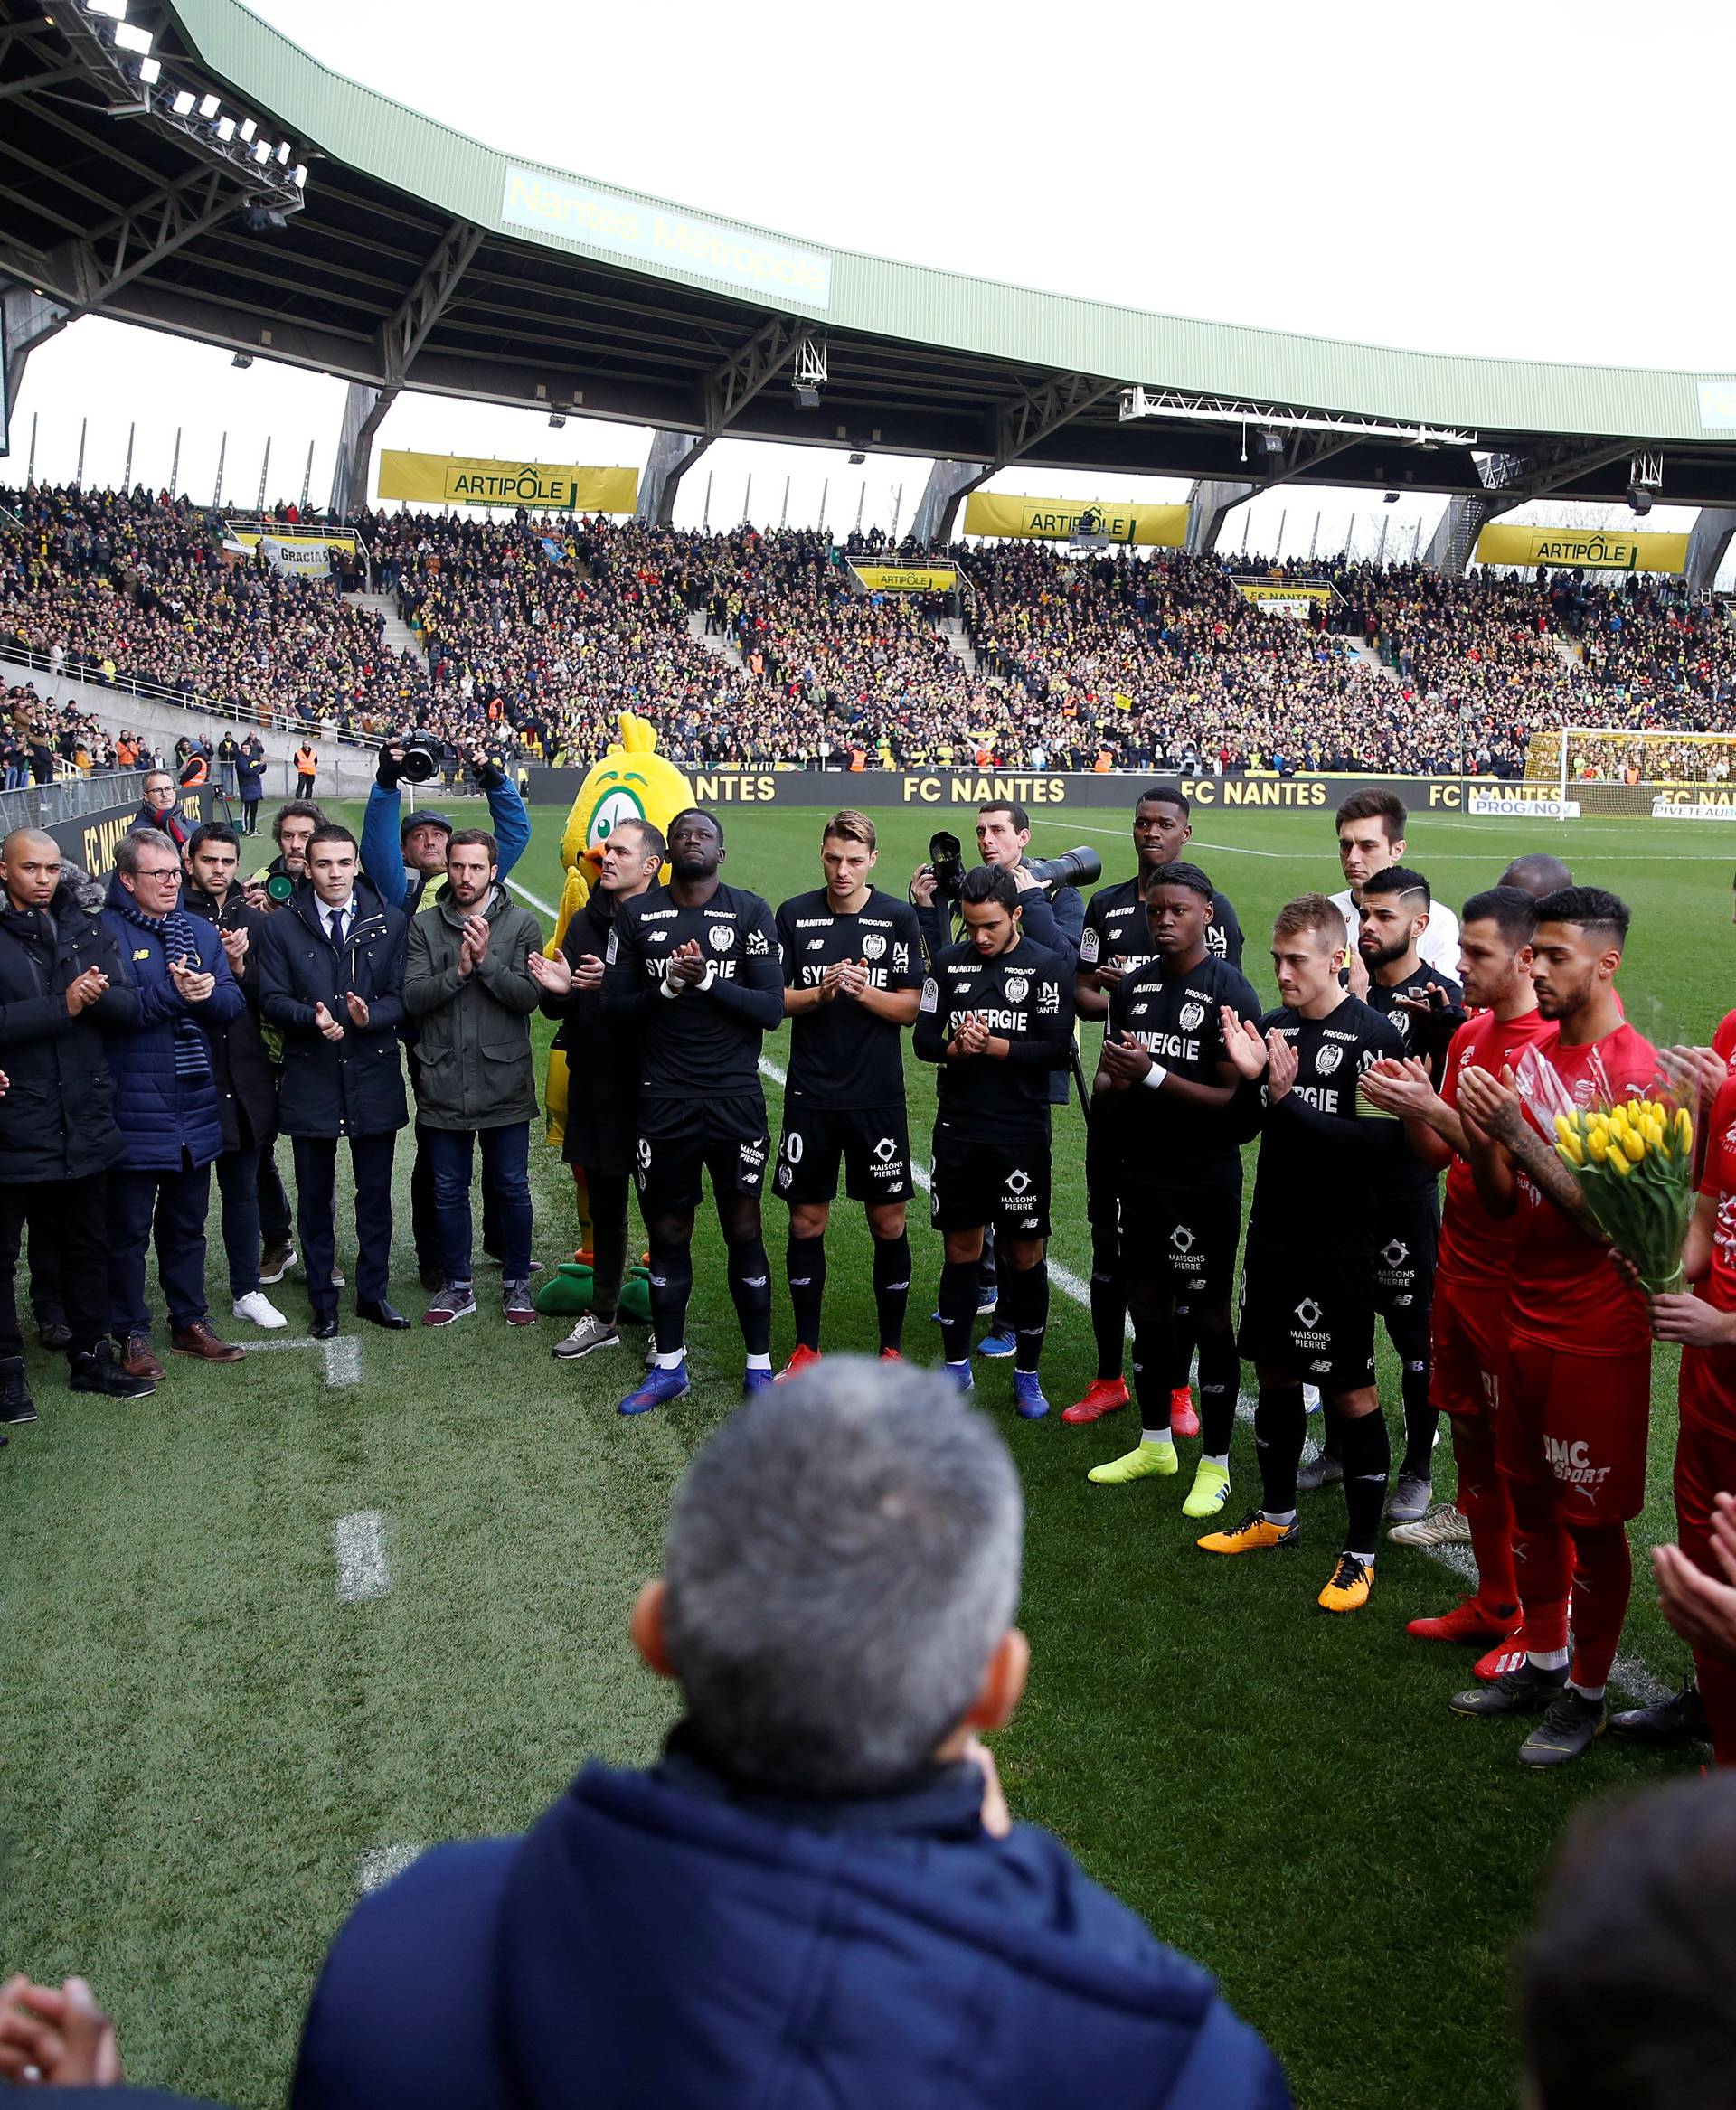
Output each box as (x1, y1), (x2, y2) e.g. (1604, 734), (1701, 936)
(1450, 888), (1657, 1766)
(1361, 887), (1554, 1653)
(1634, 1068), (1736, 1766)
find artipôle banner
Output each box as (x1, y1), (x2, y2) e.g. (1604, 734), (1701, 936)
(962, 494), (1189, 547)
(1473, 523), (1690, 573)
(378, 452), (639, 513)
(851, 565), (958, 592)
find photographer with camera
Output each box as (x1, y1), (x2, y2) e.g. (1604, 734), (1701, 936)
(360, 735), (532, 918)
(361, 735), (532, 1290)
(910, 800), (1094, 1357)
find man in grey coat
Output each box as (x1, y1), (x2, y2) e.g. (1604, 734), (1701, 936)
(403, 829), (543, 1328)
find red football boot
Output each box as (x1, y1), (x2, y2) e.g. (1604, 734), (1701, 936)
(774, 1344), (823, 1385)
(1062, 1377), (1130, 1426)
(1473, 1622), (1532, 1681)
(1406, 1596), (1519, 1645)
(1170, 1386), (1201, 1440)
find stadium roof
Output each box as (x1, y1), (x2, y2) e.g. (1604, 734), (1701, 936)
(5, 0), (1736, 508)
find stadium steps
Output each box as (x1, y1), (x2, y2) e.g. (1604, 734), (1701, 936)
(1343, 636), (1396, 681)
(939, 615), (979, 676)
(686, 609), (748, 670)
(345, 590), (429, 670)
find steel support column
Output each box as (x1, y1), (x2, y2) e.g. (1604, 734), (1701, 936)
(1185, 478), (1256, 553)
(910, 459), (989, 547)
(1686, 507), (1736, 590)
(2, 279), (69, 433)
(636, 429), (708, 525)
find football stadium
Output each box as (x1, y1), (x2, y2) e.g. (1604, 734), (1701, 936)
(5, 5), (1736, 2105)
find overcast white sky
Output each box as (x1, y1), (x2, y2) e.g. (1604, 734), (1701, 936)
(7, 0), (1731, 560)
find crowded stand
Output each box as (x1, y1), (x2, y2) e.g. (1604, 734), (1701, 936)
(4, 483), (1735, 779)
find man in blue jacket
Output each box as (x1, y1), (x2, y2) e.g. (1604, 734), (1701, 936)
(100, 828), (247, 1380)
(360, 736), (531, 1287)
(291, 1360), (1291, 2110)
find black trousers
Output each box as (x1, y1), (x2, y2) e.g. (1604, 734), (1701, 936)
(0, 1172), (113, 1362)
(257, 1144), (294, 1248)
(291, 1132), (397, 1316)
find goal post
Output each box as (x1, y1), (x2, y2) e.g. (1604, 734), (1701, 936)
(1534, 727), (1736, 818)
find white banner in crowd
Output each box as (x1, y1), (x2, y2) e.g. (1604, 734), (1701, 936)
(259, 536), (331, 577)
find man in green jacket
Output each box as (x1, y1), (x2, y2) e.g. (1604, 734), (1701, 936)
(403, 830), (544, 1327)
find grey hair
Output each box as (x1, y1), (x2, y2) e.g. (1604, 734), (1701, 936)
(662, 1356), (1024, 1797)
(116, 828), (180, 877)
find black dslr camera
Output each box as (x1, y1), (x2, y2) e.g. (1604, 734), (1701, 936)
(928, 831), (967, 902)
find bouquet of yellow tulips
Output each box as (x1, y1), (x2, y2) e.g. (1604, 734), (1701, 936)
(1551, 1096), (1695, 1294)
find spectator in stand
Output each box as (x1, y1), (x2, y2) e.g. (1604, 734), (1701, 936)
(99, 828), (247, 1381)
(132, 769), (190, 848)
(290, 1358), (1290, 2109)
(0, 828), (155, 1427)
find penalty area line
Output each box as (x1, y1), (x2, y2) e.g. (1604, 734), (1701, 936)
(333, 1511), (390, 1604)
(242, 1334), (361, 1387)
(356, 1843), (420, 1894)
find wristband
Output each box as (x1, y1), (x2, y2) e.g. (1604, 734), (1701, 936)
(699, 961), (716, 993)
(659, 973), (684, 1000)
(1141, 1061), (1170, 1092)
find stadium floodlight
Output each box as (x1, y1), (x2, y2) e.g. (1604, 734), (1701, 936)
(292, 164), (307, 187)
(276, 140), (291, 164)
(171, 88), (195, 113)
(215, 115), (235, 140)
(250, 138), (271, 163)
(112, 20), (151, 52)
(137, 54), (159, 81)
(82, 0), (127, 17)
(1119, 385), (1477, 451)
(198, 93), (220, 117)
(238, 118), (257, 141)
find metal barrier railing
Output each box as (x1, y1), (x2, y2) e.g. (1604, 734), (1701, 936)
(0, 768), (151, 837)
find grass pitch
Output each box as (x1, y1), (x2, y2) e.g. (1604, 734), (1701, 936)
(3, 796), (1727, 2109)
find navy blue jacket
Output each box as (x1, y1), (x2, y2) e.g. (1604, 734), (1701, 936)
(291, 1747), (1289, 2110)
(256, 876), (408, 1139)
(99, 877), (243, 1172)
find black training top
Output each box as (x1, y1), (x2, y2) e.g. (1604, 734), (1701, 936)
(912, 937), (1074, 1140)
(777, 886), (925, 1108)
(602, 880), (783, 1098)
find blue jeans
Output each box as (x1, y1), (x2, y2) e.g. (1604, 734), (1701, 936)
(423, 1122), (532, 1283)
(108, 1160), (212, 1338)
(214, 1145), (263, 1297)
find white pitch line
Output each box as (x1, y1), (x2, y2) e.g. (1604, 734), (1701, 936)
(506, 876), (560, 918)
(356, 1843), (420, 1894)
(241, 1333), (361, 1386)
(333, 1511), (390, 1603)
(1025, 818), (1282, 858)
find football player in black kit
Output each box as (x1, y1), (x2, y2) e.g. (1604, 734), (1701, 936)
(1204, 894), (1405, 1613)
(1080, 863), (1261, 1517)
(1333, 865), (1465, 1523)
(912, 864), (1074, 1418)
(1071, 788), (1245, 1434)
(600, 810), (784, 1415)
(773, 811), (924, 1375)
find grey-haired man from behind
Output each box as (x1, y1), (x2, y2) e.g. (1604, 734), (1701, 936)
(292, 1359), (1290, 2110)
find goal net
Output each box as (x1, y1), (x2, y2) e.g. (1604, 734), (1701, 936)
(1530, 727), (1736, 818)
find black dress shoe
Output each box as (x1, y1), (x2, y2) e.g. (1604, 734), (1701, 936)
(309, 1312), (340, 1340)
(356, 1298), (410, 1330)
(38, 1320), (74, 1352)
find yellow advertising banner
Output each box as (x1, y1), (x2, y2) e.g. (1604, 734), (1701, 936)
(1235, 581), (1333, 604)
(851, 565), (958, 592)
(1474, 523), (1690, 574)
(962, 494), (1189, 547)
(378, 452), (639, 513)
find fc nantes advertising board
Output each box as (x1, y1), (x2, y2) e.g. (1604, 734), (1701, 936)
(378, 451), (639, 513)
(1473, 523), (1689, 574)
(962, 494), (1189, 547)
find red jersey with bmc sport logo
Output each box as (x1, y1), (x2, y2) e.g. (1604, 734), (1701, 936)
(1508, 1018), (1659, 1354)
(1438, 1006), (1556, 1292)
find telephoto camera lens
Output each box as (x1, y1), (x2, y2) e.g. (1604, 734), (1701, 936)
(1024, 846), (1102, 892)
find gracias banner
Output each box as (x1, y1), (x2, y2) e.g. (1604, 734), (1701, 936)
(1474, 523), (1690, 574)
(962, 494), (1189, 547)
(378, 451), (639, 513)
(851, 565), (957, 592)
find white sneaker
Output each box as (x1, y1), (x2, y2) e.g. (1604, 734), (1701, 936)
(1302, 1384), (1323, 1413)
(232, 1290), (288, 1330)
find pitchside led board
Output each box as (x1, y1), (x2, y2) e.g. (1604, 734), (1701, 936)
(1473, 523), (1691, 573)
(962, 494), (1190, 547)
(378, 451), (639, 514)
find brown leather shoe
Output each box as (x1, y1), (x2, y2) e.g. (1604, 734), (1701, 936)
(170, 1321), (245, 1364)
(122, 1333), (166, 1382)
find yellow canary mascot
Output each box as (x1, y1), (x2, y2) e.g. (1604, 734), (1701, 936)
(542, 714), (693, 1267)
